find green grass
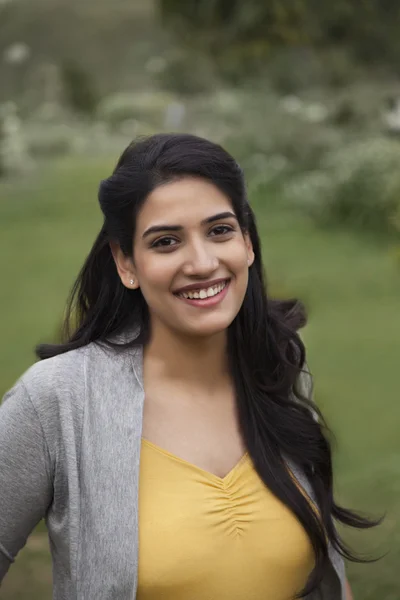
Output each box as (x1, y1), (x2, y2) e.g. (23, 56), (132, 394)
(0, 159), (399, 599)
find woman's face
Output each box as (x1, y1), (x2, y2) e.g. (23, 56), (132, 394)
(114, 176), (254, 339)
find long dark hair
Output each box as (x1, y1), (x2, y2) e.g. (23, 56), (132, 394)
(37, 133), (381, 597)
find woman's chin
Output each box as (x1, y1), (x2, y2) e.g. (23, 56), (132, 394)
(177, 315), (235, 339)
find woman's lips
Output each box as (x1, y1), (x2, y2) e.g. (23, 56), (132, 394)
(174, 280), (231, 308)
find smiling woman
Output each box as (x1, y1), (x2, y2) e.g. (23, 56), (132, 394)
(0, 133), (378, 600)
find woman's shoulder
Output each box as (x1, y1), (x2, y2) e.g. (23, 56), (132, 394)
(1, 346), (88, 461)
(20, 344), (89, 396)
(15, 337), (140, 409)
(1, 337), (140, 469)
(5, 341), (109, 418)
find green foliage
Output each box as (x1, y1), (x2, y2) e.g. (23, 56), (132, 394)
(265, 48), (324, 94)
(159, 0), (311, 82)
(156, 49), (219, 95)
(0, 0), (160, 104)
(60, 61), (99, 117)
(159, 0), (400, 80)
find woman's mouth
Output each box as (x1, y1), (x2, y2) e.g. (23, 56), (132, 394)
(174, 279), (231, 308)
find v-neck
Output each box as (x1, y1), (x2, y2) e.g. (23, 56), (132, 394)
(141, 437), (250, 483)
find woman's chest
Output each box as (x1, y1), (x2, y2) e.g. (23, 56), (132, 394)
(141, 389), (247, 479)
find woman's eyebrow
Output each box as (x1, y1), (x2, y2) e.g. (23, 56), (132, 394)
(142, 224), (181, 239)
(142, 211), (237, 239)
(203, 211), (237, 225)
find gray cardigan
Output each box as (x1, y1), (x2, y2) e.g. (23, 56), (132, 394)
(0, 332), (346, 599)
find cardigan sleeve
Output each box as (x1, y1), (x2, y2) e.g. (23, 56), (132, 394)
(0, 378), (53, 581)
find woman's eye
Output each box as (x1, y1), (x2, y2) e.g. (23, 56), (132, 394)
(210, 225), (234, 236)
(151, 237), (178, 249)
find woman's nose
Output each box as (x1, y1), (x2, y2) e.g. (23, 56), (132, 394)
(181, 242), (219, 276)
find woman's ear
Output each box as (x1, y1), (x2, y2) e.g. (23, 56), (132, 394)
(109, 242), (139, 289)
(244, 233), (255, 267)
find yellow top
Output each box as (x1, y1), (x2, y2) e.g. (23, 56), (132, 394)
(137, 438), (315, 600)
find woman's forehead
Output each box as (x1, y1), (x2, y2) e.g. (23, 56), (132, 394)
(137, 178), (233, 229)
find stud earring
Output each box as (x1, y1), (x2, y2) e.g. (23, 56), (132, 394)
(129, 279), (135, 285)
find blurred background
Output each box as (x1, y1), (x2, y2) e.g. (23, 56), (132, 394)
(0, 1), (399, 598)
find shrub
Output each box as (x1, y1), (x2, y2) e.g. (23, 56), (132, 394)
(26, 125), (74, 158)
(284, 136), (400, 236)
(96, 91), (177, 129)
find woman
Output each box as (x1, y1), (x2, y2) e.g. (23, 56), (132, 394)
(0, 133), (377, 599)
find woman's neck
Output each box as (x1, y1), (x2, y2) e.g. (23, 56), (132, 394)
(143, 324), (230, 393)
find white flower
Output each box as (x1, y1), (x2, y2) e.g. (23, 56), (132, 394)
(303, 103), (329, 124)
(281, 95), (303, 115)
(3, 42), (30, 65)
(145, 56), (167, 74)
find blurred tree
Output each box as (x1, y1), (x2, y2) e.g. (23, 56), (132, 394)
(60, 60), (99, 117)
(0, 0), (160, 105)
(159, 0), (400, 79)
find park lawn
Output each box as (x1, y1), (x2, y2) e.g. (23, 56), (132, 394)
(0, 158), (399, 599)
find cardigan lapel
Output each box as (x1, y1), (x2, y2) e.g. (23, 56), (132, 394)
(76, 341), (144, 599)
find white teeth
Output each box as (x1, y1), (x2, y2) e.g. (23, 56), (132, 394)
(179, 280), (228, 299)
